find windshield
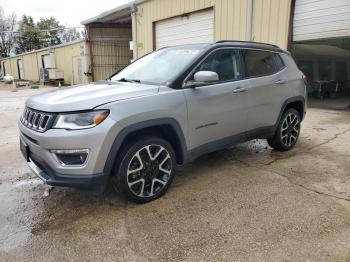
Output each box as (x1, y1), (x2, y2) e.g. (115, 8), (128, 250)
(111, 46), (205, 85)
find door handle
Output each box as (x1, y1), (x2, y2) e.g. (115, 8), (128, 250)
(233, 87), (247, 93)
(275, 79), (286, 84)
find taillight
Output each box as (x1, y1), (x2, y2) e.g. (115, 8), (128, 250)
(302, 75), (309, 86)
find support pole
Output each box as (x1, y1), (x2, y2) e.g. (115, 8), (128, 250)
(246, 0), (253, 41)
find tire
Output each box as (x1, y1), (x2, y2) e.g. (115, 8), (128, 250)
(267, 108), (301, 151)
(112, 136), (176, 203)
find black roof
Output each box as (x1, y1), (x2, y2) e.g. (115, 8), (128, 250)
(161, 41), (288, 54)
(212, 40), (286, 53)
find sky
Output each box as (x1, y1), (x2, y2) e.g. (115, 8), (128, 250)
(0, 0), (133, 27)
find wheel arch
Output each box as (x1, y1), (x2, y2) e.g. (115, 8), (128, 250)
(103, 118), (187, 177)
(276, 96), (306, 126)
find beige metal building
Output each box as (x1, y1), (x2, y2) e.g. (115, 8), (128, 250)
(82, 0), (293, 80)
(83, 0), (350, 103)
(0, 39), (90, 84)
(85, 27), (133, 81)
(131, 0), (292, 57)
(5, 0), (348, 89)
(1, 0), (292, 83)
(82, 3), (134, 81)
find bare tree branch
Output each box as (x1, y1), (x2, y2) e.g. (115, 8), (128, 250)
(0, 8), (16, 58)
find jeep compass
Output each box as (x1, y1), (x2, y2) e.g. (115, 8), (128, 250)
(19, 41), (307, 203)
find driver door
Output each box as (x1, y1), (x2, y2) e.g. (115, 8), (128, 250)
(183, 48), (249, 151)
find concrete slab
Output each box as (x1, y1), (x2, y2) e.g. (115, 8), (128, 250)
(0, 86), (350, 261)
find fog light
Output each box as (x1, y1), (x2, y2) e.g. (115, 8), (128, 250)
(51, 149), (89, 166)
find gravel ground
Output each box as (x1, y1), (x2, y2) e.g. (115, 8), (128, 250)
(0, 85), (350, 262)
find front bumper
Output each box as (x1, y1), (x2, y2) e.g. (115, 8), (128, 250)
(18, 116), (122, 190)
(26, 153), (108, 189)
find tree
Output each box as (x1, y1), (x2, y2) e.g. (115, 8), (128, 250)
(13, 14), (83, 55)
(61, 28), (82, 43)
(36, 17), (63, 47)
(0, 8), (16, 58)
(15, 15), (41, 54)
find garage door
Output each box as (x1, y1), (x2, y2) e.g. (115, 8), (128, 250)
(293, 0), (350, 41)
(155, 9), (214, 49)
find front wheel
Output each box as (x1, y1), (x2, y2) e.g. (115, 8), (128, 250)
(267, 108), (301, 151)
(112, 137), (176, 203)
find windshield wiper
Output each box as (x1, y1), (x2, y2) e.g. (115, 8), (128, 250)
(117, 78), (141, 83)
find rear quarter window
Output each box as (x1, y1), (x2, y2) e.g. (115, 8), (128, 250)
(242, 49), (284, 78)
(274, 53), (285, 71)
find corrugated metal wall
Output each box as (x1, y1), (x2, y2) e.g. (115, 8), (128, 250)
(133, 0), (291, 58)
(22, 52), (40, 81)
(2, 52), (44, 81)
(54, 41), (88, 84)
(89, 27), (133, 80)
(1, 41), (87, 84)
(3, 59), (16, 79)
(252, 0), (292, 49)
(293, 0), (350, 42)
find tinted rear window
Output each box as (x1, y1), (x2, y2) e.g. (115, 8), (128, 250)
(274, 53), (285, 71)
(242, 50), (283, 78)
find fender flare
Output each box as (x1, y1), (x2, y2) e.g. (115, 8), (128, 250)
(275, 96), (306, 127)
(103, 118), (188, 177)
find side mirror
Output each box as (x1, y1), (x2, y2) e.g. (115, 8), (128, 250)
(184, 71), (219, 88)
(194, 71), (219, 82)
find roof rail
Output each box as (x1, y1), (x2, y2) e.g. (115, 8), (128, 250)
(215, 40), (280, 49)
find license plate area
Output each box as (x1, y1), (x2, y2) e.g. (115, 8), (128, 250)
(20, 139), (30, 162)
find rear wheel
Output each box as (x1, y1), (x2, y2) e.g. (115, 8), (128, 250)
(112, 137), (175, 203)
(267, 108), (301, 151)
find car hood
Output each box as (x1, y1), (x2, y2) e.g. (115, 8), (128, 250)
(26, 81), (160, 112)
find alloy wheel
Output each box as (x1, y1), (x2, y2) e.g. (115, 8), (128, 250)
(126, 144), (172, 198)
(280, 112), (300, 147)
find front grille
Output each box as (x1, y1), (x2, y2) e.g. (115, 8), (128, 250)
(20, 107), (54, 132)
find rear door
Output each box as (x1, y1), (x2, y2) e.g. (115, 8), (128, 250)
(242, 49), (287, 131)
(183, 48), (249, 150)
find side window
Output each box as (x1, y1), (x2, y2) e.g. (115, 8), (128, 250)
(242, 50), (277, 78)
(274, 53), (285, 71)
(193, 49), (242, 82)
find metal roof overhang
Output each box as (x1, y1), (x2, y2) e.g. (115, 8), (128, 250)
(81, 0), (151, 25)
(81, 2), (134, 25)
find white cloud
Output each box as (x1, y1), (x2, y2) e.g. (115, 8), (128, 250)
(0, 0), (133, 27)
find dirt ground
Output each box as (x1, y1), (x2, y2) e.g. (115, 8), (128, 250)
(1, 83), (350, 262)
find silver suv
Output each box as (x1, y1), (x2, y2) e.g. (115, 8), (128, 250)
(19, 41), (307, 203)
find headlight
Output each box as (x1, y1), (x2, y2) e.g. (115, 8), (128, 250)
(53, 110), (109, 130)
